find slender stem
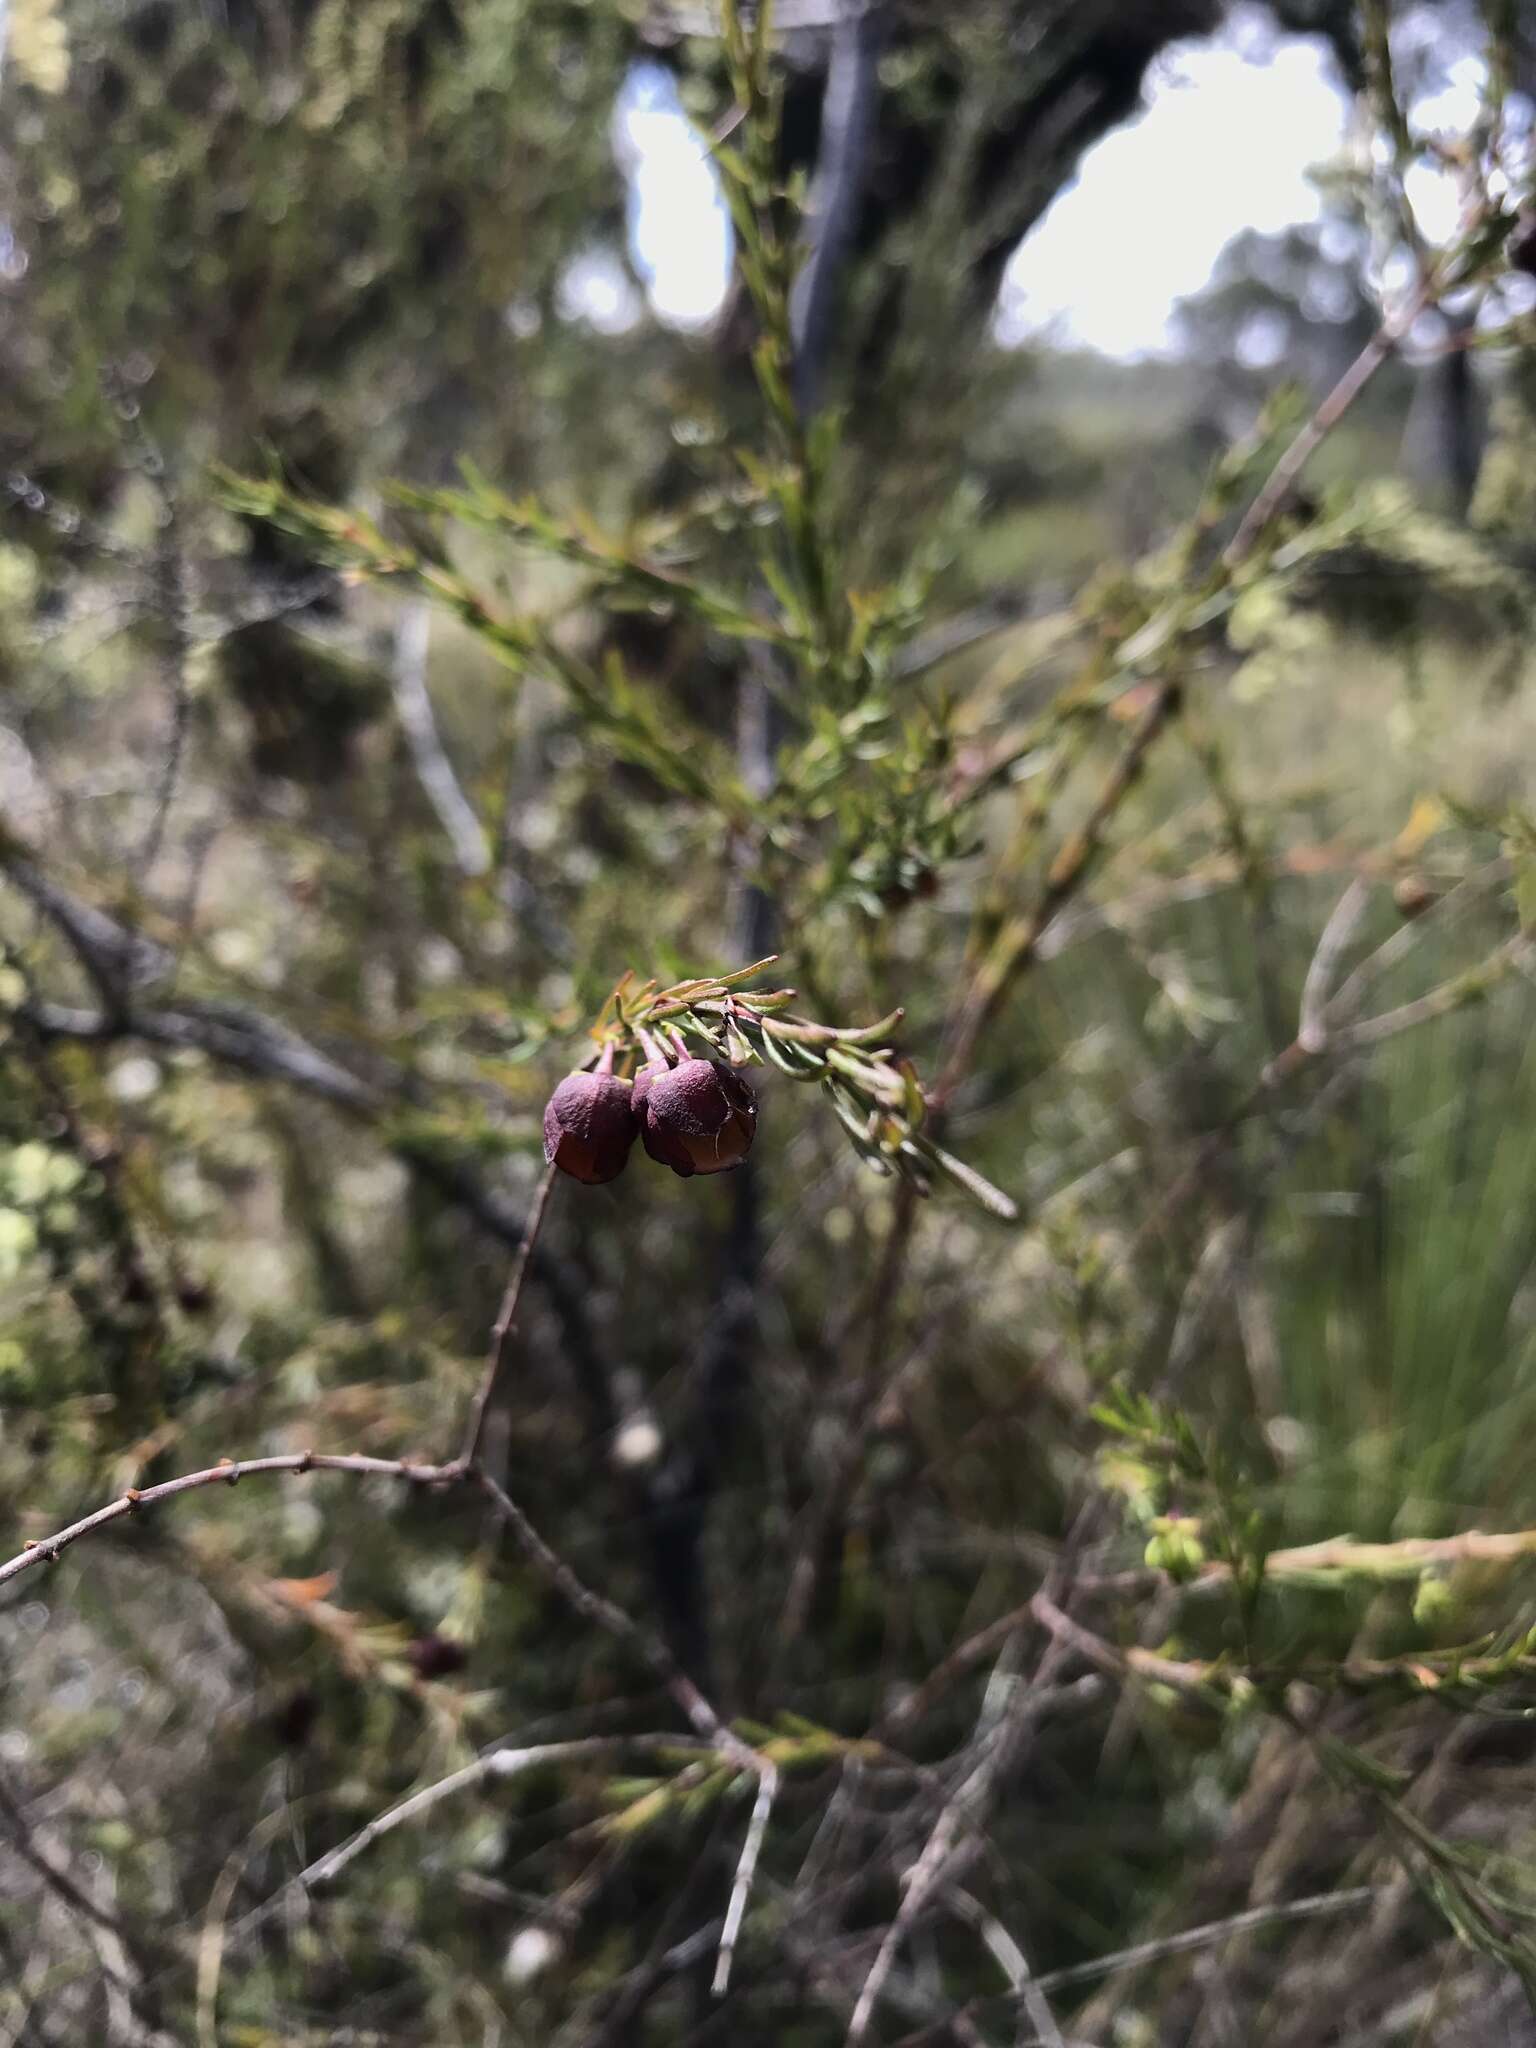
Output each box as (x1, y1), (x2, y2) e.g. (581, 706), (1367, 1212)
(457, 1162), (558, 1471)
(0, 1450), (455, 1590)
(1032, 1885), (1381, 1995)
(1297, 876), (1371, 1052)
(712, 1759), (779, 1996)
(301, 1737), (676, 1895)
(845, 1801), (963, 2046)
(1223, 274), (1437, 568)
(1335, 935), (1530, 1047)
(0, 1774), (141, 1945)
(473, 1470), (738, 1749)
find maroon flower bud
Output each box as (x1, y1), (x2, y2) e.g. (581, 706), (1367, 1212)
(542, 1054), (637, 1186)
(405, 1632), (469, 1681)
(637, 1056), (757, 1178)
(629, 1055), (666, 1118)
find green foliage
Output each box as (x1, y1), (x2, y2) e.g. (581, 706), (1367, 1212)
(10, 2), (1536, 2043)
(0, 0), (634, 486)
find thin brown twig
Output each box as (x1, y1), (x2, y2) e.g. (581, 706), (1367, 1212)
(457, 1161), (559, 1471)
(216, 1735), (700, 1966)
(0, 1772), (174, 2044)
(1026, 1590), (1210, 1698)
(0, 1450), (455, 1591)
(1029, 1584), (1536, 1702)
(0, 1122), (778, 1997)
(1222, 273), (1439, 568)
(469, 1468), (725, 1738)
(4, 1446), (785, 1995)
(878, 1622), (1101, 1740)
(847, 1610), (1078, 2047)
(0, 1449), (744, 1747)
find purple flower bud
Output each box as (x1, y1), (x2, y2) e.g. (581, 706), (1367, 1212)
(542, 1070), (637, 1185)
(637, 1056), (757, 1178)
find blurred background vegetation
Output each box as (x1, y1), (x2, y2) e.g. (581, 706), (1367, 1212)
(6, 0), (1536, 2042)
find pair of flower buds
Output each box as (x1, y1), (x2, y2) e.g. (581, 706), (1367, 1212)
(542, 1036), (758, 1186)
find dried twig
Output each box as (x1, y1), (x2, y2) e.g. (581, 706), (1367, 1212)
(0, 1450), (453, 1591)
(712, 1758), (780, 1995)
(1297, 875), (1371, 1053)
(1223, 274), (1440, 567)
(949, 1888), (1064, 2048)
(456, 1162), (558, 1471)
(300, 1737), (681, 1896)
(845, 1795), (967, 2046)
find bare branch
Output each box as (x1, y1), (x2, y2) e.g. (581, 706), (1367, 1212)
(457, 1162), (559, 1471)
(0, 1450), (455, 1591)
(789, 0), (885, 417)
(712, 1757), (779, 1995)
(0, 1772), (175, 2045)
(0, 1443), (752, 1773)
(1027, 1589), (1209, 1698)
(1223, 271), (1440, 566)
(299, 1736), (684, 1896)
(3, 856), (174, 1000)
(845, 1796), (966, 2046)
(949, 1889), (1064, 2048)
(472, 1471), (738, 1749)
(1334, 935), (1532, 1049)
(1297, 876), (1371, 1054)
